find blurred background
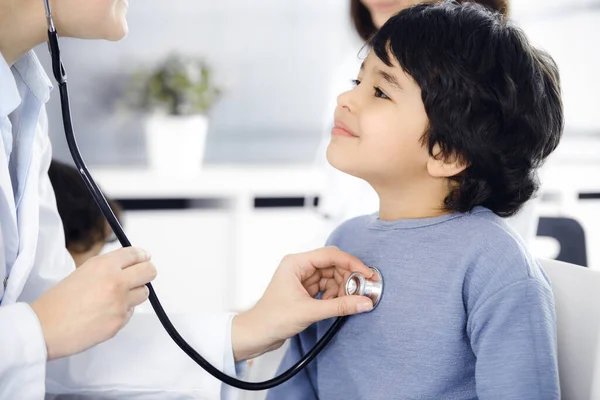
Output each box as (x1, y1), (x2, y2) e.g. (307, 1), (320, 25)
(37, 0), (599, 324)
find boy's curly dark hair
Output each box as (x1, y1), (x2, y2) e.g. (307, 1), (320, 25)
(370, 1), (563, 217)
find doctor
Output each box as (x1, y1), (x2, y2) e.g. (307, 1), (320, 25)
(0, 0), (376, 398)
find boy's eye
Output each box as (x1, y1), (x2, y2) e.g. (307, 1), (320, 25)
(351, 79), (391, 100)
(374, 87), (390, 100)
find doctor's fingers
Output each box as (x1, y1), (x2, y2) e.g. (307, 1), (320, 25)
(100, 247), (151, 270)
(308, 264), (349, 281)
(303, 269), (323, 286)
(321, 268), (351, 285)
(305, 281), (321, 298)
(321, 278), (341, 300)
(121, 261), (158, 289)
(326, 271), (353, 299)
(333, 269), (347, 285)
(126, 285), (151, 308)
(302, 271), (323, 298)
(294, 247), (372, 280)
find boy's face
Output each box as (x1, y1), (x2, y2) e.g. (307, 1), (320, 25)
(327, 51), (430, 189)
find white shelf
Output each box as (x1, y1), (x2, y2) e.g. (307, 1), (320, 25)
(89, 158), (600, 202)
(90, 165), (326, 199)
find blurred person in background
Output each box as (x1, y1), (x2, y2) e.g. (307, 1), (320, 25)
(48, 160), (122, 267)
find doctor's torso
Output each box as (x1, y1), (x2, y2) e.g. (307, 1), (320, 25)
(0, 50), (73, 306)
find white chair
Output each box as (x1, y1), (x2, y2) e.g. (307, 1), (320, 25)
(540, 258), (600, 400)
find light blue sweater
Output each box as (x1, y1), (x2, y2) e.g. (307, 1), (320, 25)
(267, 207), (559, 399)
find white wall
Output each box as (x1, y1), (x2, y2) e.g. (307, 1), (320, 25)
(37, 0), (356, 166)
(37, 0), (599, 167)
(511, 0), (600, 132)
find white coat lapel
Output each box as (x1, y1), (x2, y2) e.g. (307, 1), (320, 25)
(0, 123), (18, 288)
(2, 122), (43, 303)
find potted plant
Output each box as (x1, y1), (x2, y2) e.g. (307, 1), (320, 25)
(126, 53), (221, 172)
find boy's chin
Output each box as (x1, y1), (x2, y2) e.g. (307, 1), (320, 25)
(326, 153), (366, 180)
(103, 20), (129, 41)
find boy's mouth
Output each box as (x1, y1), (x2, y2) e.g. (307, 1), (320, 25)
(332, 120), (358, 138)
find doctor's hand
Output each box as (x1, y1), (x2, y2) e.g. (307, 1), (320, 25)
(231, 246), (374, 362)
(31, 247), (157, 361)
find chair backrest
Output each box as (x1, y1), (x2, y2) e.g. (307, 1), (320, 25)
(540, 258), (600, 400)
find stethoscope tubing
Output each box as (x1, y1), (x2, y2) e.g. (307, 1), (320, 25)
(44, 0), (346, 390)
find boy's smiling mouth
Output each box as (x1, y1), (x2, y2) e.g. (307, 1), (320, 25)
(332, 120), (359, 138)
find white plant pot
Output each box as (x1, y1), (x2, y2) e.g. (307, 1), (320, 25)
(145, 114), (208, 173)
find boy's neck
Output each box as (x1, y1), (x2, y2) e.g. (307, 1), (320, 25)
(375, 179), (450, 221)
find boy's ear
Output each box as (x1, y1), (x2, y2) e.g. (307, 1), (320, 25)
(426, 144), (469, 178)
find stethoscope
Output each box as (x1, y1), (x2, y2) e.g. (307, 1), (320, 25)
(42, 0), (383, 391)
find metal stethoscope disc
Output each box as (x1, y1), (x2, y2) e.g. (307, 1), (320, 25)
(345, 267), (384, 309)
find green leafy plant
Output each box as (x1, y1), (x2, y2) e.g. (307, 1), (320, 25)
(126, 53), (221, 116)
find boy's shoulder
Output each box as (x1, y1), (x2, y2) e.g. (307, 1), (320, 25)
(462, 208), (531, 256)
(458, 208), (551, 307)
(456, 208), (541, 272)
(458, 208), (528, 251)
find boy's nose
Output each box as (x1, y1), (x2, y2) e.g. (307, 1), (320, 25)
(336, 89), (356, 113)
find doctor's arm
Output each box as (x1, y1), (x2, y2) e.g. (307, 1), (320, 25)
(21, 130), (158, 361)
(6, 126), (158, 397)
(231, 246), (375, 363)
(43, 247), (374, 399)
(1, 194), (153, 398)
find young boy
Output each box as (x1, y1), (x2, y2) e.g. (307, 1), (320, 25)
(267, 1), (563, 399)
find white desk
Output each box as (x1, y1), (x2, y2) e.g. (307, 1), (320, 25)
(90, 166), (326, 199)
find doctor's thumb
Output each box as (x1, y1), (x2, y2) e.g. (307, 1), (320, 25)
(309, 295), (374, 322)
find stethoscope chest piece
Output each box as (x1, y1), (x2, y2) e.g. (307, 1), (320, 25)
(345, 267), (384, 309)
